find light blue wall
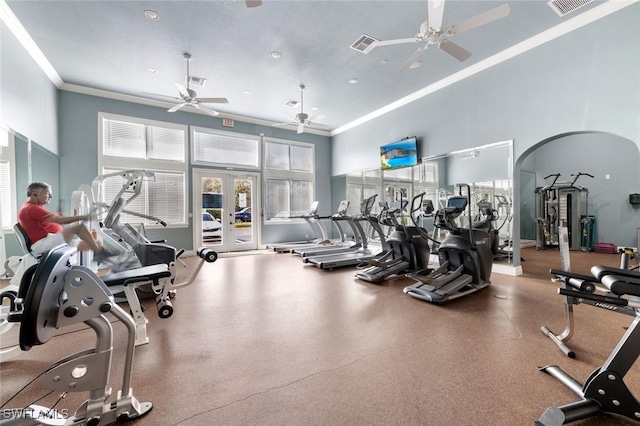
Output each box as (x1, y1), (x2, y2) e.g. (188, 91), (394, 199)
(57, 91), (332, 250)
(0, 20), (58, 153)
(332, 5), (640, 262)
(527, 132), (639, 247)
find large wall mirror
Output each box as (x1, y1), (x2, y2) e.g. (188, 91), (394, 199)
(1, 123), (60, 268)
(419, 140), (515, 271)
(334, 139), (515, 273)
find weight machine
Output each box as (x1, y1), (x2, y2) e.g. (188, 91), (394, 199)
(535, 172), (594, 251)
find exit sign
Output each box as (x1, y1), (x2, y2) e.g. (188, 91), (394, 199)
(222, 118), (234, 128)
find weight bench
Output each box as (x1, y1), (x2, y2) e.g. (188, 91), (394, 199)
(3, 244), (153, 425)
(537, 267), (640, 425)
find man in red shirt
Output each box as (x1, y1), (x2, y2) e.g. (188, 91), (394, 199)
(18, 182), (112, 261)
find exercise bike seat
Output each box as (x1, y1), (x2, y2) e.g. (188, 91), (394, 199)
(599, 273), (640, 297)
(101, 263), (171, 287)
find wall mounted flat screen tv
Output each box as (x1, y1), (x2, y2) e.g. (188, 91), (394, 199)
(380, 136), (418, 170)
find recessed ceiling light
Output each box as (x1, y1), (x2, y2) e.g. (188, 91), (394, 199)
(146, 68), (157, 73)
(144, 10), (159, 20)
(311, 107), (319, 111)
(269, 51), (281, 59)
(243, 90), (252, 95)
(349, 78), (359, 84)
(409, 60), (423, 69)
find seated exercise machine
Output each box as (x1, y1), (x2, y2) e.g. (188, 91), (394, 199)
(0, 245), (153, 425)
(267, 201), (331, 253)
(1, 243), (217, 355)
(72, 170), (178, 273)
(0, 224), (40, 362)
(537, 266), (640, 425)
(355, 193), (431, 283)
(70, 170), (219, 344)
(0, 170), (218, 356)
(403, 183), (493, 304)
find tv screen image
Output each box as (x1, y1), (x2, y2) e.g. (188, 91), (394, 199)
(380, 137), (418, 170)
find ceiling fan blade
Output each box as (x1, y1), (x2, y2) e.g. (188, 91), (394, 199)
(398, 44), (429, 72)
(447, 3), (510, 36)
(196, 97), (229, 104)
(297, 123), (305, 134)
(309, 113), (326, 122)
(370, 38), (419, 49)
(193, 103), (219, 117)
(168, 103), (188, 113)
(174, 82), (191, 100)
(306, 122), (331, 130)
(272, 121), (295, 128)
(439, 40), (471, 62)
(246, 0), (262, 7)
(141, 91), (181, 101)
(427, 0), (446, 31)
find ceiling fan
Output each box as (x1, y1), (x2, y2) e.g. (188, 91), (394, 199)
(163, 53), (228, 117)
(273, 85), (326, 134)
(366, 0), (510, 72)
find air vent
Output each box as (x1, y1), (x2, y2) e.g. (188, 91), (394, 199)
(547, 0), (594, 16)
(349, 34), (379, 54)
(186, 75), (207, 87)
(284, 100), (299, 107)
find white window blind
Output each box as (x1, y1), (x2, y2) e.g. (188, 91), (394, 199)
(263, 138), (315, 222)
(0, 162), (11, 227)
(266, 142), (290, 170)
(149, 126), (185, 162)
(102, 169), (185, 226)
(193, 128), (259, 167)
(291, 145), (313, 172)
(99, 113), (188, 227)
(103, 119), (146, 158)
(0, 128), (14, 229)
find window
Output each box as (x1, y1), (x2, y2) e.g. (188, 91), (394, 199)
(264, 138), (314, 221)
(0, 128), (16, 230)
(346, 169), (381, 216)
(414, 161), (439, 209)
(192, 127), (259, 168)
(99, 113), (188, 226)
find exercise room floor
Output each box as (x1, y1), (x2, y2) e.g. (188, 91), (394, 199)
(1, 247), (639, 425)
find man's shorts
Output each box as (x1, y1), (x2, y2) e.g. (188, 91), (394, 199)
(31, 233), (79, 255)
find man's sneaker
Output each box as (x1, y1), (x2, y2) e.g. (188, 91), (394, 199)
(109, 252), (140, 272)
(93, 248), (117, 265)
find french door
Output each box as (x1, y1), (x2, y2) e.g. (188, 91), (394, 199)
(193, 169), (259, 252)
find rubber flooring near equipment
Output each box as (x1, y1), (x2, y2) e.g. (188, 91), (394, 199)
(0, 248), (633, 425)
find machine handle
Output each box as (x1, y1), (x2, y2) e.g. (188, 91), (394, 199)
(197, 247), (218, 263)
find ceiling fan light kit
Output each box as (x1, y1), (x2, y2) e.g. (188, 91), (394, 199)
(273, 84), (327, 134)
(158, 53), (228, 117)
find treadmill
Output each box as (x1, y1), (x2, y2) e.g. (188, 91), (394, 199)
(293, 200), (357, 258)
(267, 201), (331, 253)
(306, 195), (385, 270)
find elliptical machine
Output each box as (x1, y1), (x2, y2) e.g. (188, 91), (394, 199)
(472, 198), (511, 261)
(355, 193), (431, 283)
(403, 184), (493, 304)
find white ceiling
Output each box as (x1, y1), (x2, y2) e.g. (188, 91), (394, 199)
(4, 0), (618, 135)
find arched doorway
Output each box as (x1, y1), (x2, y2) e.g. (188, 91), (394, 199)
(514, 131), (640, 273)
